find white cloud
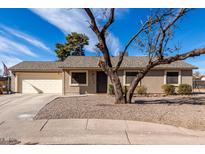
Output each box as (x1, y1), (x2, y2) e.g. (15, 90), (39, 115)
(0, 25), (50, 51)
(106, 33), (121, 56)
(92, 8), (129, 21)
(195, 68), (205, 75)
(0, 35), (37, 57)
(31, 8), (121, 55)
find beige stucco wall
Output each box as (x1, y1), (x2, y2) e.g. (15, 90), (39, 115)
(10, 73), (15, 92)
(64, 70), (97, 94)
(181, 70), (193, 86)
(116, 70), (164, 93)
(141, 70), (165, 93)
(107, 70), (163, 93)
(116, 69), (193, 94)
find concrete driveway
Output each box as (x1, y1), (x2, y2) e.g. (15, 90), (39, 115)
(0, 94), (59, 121)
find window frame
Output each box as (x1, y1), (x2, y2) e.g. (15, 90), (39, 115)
(69, 70), (88, 86)
(164, 70), (181, 85)
(123, 70), (141, 86)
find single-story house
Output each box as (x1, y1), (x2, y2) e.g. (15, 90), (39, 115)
(199, 75), (205, 81)
(9, 56), (197, 94)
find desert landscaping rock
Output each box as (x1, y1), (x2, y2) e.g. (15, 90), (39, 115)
(0, 138), (21, 145)
(35, 94), (205, 130)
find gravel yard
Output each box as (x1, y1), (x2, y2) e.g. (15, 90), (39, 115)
(0, 138), (21, 145)
(35, 94), (205, 130)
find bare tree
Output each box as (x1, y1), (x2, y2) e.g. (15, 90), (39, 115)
(84, 8), (126, 104)
(193, 71), (201, 78)
(84, 8), (205, 103)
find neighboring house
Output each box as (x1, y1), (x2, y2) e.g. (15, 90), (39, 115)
(193, 75), (205, 81)
(200, 75), (205, 81)
(9, 56), (197, 94)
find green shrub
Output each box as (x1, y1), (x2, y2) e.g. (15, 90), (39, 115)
(161, 84), (175, 95)
(136, 86), (147, 95)
(177, 84), (192, 95)
(108, 84), (114, 95)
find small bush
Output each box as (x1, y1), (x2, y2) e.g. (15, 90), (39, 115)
(161, 84), (175, 95)
(177, 84), (192, 95)
(108, 84), (114, 95)
(136, 86), (147, 95)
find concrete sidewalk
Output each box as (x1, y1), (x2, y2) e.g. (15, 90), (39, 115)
(1, 118), (205, 144)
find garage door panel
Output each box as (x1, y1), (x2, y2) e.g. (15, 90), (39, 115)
(22, 80), (62, 94)
(18, 73), (62, 94)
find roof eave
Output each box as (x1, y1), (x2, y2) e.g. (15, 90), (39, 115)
(60, 66), (196, 70)
(10, 69), (62, 72)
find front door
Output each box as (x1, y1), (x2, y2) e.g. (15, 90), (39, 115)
(96, 71), (108, 93)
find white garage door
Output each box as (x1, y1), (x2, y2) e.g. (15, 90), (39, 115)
(19, 73), (62, 94)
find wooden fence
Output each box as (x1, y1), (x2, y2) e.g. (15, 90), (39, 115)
(193, 80), (205, 89)
(0, 76), (11, 94)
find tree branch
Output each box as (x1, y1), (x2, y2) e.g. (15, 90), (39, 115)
(114, 17), (158, 71)
(101, 8), (115, 35)
(159, 48), (205, 65)
(158, 20), (166, 59)
(142, 48), (205, 73)
(84, 8), (113, 67)
(84, 8), (100, 35)
(163, 8), (187, 32)
(157, 9), (188, 59)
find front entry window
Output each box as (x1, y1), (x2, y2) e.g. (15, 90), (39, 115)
(125, 72), (138, 85)
(166, 72), (179, 84)
(70, 72), (87, 86)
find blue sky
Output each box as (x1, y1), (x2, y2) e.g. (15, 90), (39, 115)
(0, 8), (205, 74)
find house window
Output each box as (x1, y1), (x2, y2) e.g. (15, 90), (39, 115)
(70, 71), (88, 86)
(125, 72), (138, 85)
(166, 72), (179, 84)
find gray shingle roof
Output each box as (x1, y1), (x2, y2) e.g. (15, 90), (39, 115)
(9, 61), (62, 72)
(60, 56), (197, 69)
(9, 56), (197, 71)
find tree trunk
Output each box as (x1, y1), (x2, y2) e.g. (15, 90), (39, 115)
(126, 78), (140, 103)
(126, 72), (146, 103)
(109, 71), (126, 104)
